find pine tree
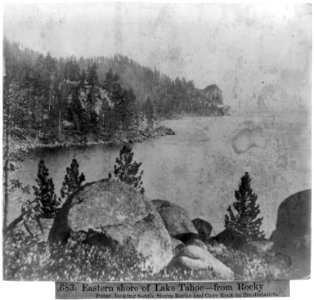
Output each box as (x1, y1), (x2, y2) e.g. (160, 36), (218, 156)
(104, 68), (114, 91)
(113, 145), (145, 193)
(122, 87), (138, 130)
(110, 77), (125, 130)
(87, 63), (99, 86)
(143, 97), (154, 129)
(224, 172), (265, 243)
(60, 159), (86, 200)
(80, 68), (87, 85)
(33, 160), (60, 218)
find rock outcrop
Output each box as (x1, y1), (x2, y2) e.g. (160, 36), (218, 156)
(49, 180), (173, 273)
(167, 239), (234, 280)
(210, 228), (247, 248)
(192, 218), (213, 242)
(152, 199), (198, 242)
(171, 238), (184, 255)
(270, 189), (311, 278)
(202, 84), (223, 106)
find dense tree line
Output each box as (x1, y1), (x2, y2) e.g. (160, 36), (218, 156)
(3, 38), (228, 144)
(83, 54), (228, 117)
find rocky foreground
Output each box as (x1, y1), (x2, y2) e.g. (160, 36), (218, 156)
(4, 179), (310, 281)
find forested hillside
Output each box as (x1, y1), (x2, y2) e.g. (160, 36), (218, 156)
(3, 38), (229, 145)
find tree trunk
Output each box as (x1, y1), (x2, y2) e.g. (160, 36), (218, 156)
(3, 86), (10, 232)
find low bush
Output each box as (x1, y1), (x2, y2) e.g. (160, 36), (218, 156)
(3, 229), (216, 281)
(207, 242), (290, 280)
(4, 229), (150, 281)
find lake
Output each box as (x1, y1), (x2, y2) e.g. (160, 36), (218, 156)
(10, 112), (311, 237)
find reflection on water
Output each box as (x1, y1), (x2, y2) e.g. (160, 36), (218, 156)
(12, 112), (311, 237)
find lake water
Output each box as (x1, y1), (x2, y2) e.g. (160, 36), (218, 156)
(10, 112), (311, 237)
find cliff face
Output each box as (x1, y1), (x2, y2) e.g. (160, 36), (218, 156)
(64, 81), (111, 121)
(202, 84), (223, 107)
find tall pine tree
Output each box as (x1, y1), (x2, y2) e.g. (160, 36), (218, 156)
(224, 172), (265, 243)
(60, 159), (86, 200)
(143, 97), (154, 129)
(33, 160), (60, 218)
(113, 145), (145, 193)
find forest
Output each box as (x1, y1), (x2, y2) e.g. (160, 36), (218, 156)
(3, 38), (229, 144)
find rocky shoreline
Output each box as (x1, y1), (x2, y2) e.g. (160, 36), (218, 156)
(7, 125), (175, 164)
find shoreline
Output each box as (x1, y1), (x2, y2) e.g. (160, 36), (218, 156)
(7, 125), (176, 163)
(7, 112), (232, 162)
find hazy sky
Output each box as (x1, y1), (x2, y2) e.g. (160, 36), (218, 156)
(3, 3), (312, 110)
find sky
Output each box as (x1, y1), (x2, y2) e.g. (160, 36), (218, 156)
(3, 2), (312, 111)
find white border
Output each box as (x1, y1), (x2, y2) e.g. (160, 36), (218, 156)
(0, 1), (312, 299)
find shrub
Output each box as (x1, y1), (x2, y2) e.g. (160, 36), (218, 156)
(3, 230), (150, 281)
(4, 229), (217, 281)
(207, 242), (289, 280)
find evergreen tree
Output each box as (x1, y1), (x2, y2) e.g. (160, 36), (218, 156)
(33, 160), (60, 218)
(63, 59), (80, 81)
(113, 145), (145, 193)
(60, 159), (86, 200)
(104, 68), (114, 91)
(143, 97), (154, 129)
(87, 63), (99, 86)
(80, 68), (87, 85)
(122, 88), (138, 130)
(224, 172), (265, 242)
(87, 85), (99, 130)
(109, 74), (125, 131)
(101, 99), (115, 137)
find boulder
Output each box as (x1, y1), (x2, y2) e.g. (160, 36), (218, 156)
(171, 238), (184, 255)
(49, 180), (173, 273)
(62, 120), (75, 129)
(240, 240), (274, 254)
(167, 239), (234, 280)
(210, 228), (247, 248)
(152, 199), (198, 242)
(154, 125), (175, 136)
(192, 218), (213, 242)
(270, 189), (311, 278)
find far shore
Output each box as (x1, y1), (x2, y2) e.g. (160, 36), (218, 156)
(7, 124), (176, 165)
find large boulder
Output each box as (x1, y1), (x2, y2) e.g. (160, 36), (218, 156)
(171, 238), (184, 255)
(49, 180), (173, 273)
(270, 189), (311, 278)
(167, 239), (234, 280)
(210, 228), (247, 248)
(192, 218), (213, 242)
(152, 199), (198, 242)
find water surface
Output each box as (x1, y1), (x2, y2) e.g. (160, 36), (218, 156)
(11, 112), (311, 237)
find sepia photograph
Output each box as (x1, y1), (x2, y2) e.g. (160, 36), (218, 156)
(2, 1), (311, 285)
